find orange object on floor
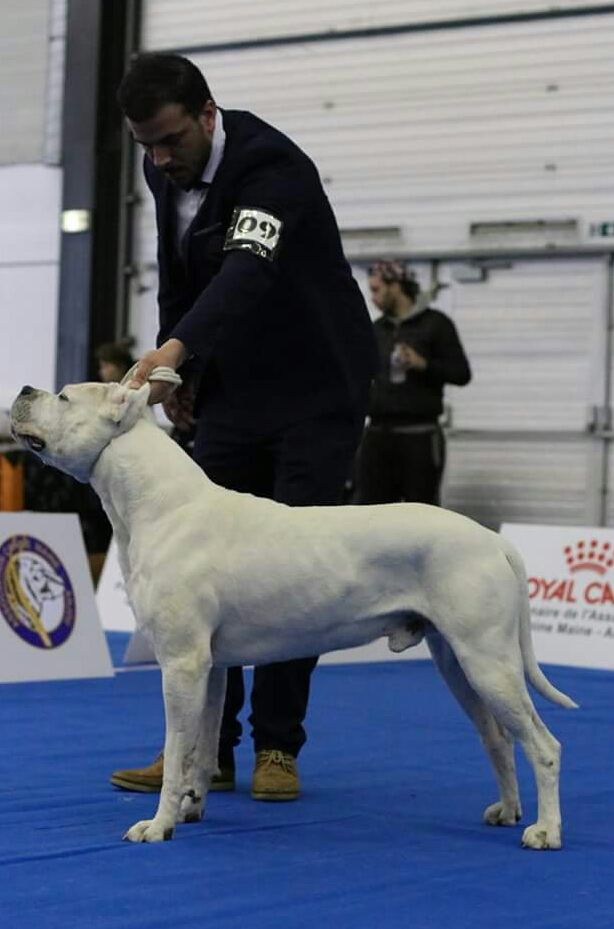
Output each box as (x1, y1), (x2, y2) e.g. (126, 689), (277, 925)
(0, 454), (24, 511)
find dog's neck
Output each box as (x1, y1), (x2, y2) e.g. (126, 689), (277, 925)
(90, 417), (210, 535)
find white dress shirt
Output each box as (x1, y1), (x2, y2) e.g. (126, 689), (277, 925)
(175, 109), (226, 250)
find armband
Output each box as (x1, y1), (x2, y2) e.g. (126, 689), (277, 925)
(223, 207), (283, 261)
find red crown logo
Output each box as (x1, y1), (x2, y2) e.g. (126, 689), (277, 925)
(564, 539), (614, 575)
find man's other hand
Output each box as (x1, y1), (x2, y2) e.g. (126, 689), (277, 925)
(163, 382), (196, 431)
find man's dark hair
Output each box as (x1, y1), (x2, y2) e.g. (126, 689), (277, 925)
(117, 53), (213, 121)
(368, 260), (421, 302)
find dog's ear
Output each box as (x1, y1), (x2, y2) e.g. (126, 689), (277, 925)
(102, 382), (150, 424)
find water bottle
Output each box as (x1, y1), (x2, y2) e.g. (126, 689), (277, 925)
(390, 344), (406, 384)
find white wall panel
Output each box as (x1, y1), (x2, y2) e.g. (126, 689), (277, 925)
(0, 264), (59, 405)
(142, 2), (614, 48)
(0, 165), (61, 264)
(0, 165), (61, 409)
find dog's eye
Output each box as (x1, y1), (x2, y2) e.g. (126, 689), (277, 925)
(59, 393), (69, 402)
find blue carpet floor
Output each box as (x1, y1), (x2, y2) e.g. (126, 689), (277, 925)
(0, 638), (612, 929)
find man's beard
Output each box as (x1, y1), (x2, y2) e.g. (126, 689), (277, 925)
(166, 142), (212, 191)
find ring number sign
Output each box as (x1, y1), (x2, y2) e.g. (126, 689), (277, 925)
(224, 207), (283, 261)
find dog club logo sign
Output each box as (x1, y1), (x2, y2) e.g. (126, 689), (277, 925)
(528, 536), (614, 640)
(0, 535), (76, 649)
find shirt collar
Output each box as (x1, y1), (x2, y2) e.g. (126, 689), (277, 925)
(382, 294), (431, 326)
(383, 309), (419, 328)
(201, 108), (226, 185)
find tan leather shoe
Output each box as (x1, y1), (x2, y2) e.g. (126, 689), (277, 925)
(251, 749), (300, 801)
(110, 752), (164, 793)
(110, 752), (235, 792)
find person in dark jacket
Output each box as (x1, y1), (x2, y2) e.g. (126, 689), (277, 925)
(355, 259), (471, 506)
(109, 53), (378, 801)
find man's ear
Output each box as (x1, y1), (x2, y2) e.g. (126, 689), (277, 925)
(102, 382), (150, 424)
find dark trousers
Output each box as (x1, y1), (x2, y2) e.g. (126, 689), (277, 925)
(193, 410), (363, 760)
(355, 424), (445, 505)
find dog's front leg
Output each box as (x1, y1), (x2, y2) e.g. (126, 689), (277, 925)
(124, 655), (209, 843)
(180, 666), (227, 824)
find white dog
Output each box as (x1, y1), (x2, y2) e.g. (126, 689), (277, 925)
(10, 381), (576, 849)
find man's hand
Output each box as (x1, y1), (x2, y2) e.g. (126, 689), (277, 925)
(162, 382), (196, 431)
(128, 339), (188, 405)
(397, 342), (427, 372)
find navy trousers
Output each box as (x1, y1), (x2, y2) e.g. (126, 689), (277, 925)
(355, 424), (445, 506)
(192, 410), (362, 759)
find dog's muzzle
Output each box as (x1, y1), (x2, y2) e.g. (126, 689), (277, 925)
(10, 388), (46, 452)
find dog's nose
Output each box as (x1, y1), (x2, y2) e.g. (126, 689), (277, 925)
(19, 385), (35, 396)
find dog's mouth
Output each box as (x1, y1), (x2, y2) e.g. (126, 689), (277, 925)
(13, 431), (46, 453)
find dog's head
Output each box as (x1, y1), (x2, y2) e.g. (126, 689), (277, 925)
(10, 381), (151, 482)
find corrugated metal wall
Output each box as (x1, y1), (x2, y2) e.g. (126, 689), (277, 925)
(441, 259), (605, 433)
(138, 9), (614, 256)
(0, 0), (56, 164)
(444, 436), (593, 526)
(44, 0), (67, 165)
(142, 1), (614, 46)
(130, 2), (614, 526)
(440, 257), (607, 526)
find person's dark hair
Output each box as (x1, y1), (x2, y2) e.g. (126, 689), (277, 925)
(368, 259), (421, 302)
(117, 53), (213, 121)
(95, 341), (135, 374)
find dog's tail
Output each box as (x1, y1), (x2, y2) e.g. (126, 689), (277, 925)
(500, 536), (578, 709)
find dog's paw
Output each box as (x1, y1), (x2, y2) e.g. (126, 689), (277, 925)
(521, 822), (562, 850)
(123, 819), (175, 843)
(483, 800), (522, 826)
(179, 792), (203, 824)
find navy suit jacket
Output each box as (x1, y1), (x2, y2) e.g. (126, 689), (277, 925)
(144, 108), (378, 429)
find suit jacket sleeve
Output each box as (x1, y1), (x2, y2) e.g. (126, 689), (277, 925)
(169, 146), (315, 364)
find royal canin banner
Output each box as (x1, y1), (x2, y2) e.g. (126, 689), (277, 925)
(500, 523), (614, 671)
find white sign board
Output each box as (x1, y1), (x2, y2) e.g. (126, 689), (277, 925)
(96, 538), (137, 633)
(96, 538), (156, 664)
(0, 513), (113, 682)
(501, 523), (614, 671)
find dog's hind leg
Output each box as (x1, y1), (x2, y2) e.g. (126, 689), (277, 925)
(517, 716), (562, 850)
(124, 650), (211, 843)
(179, 666), (227, 824)
(426, 631), (522, 826)
(453, 646), (562, 850)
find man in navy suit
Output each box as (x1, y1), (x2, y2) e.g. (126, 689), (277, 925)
(110, 53), (377, 801)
